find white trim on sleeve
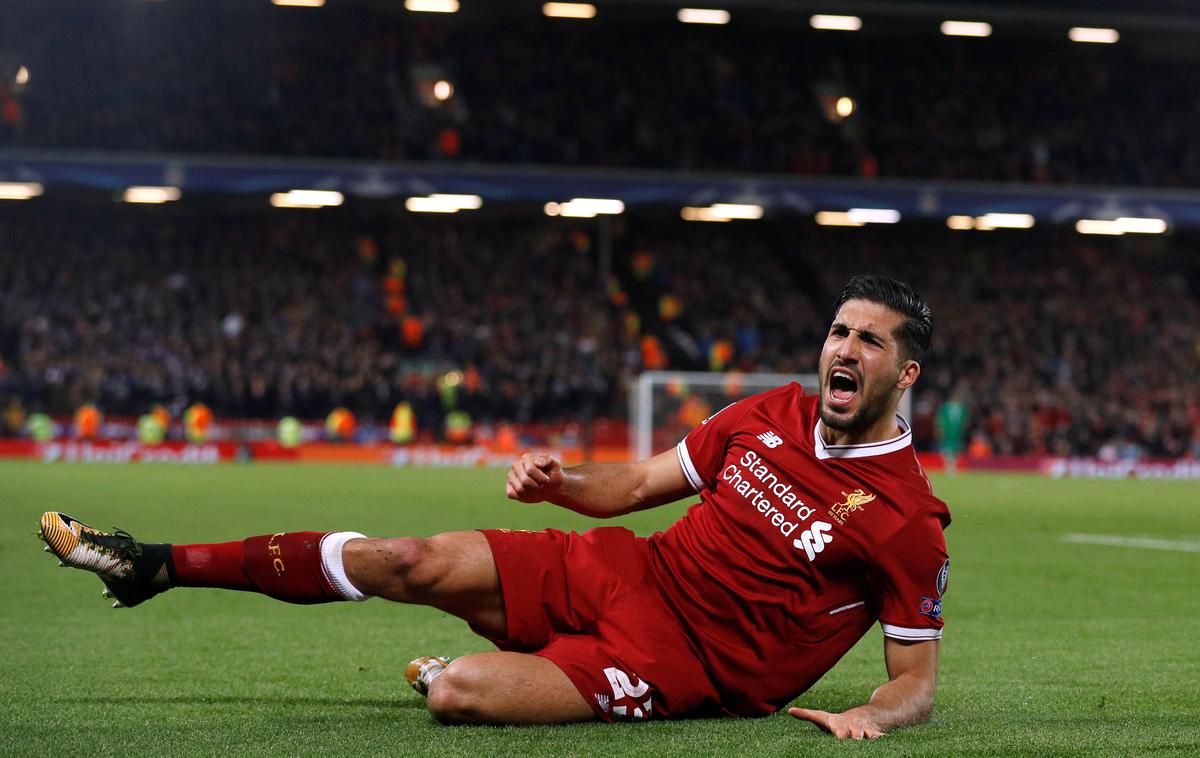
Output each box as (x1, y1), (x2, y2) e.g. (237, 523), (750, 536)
(676, 440), (705, 492)
(880, 623), (942, 641)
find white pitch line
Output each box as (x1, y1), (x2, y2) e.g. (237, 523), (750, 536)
(1062, 533), (1200, 553)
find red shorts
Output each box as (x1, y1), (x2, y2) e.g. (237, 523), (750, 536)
(476, 527), (722, 721)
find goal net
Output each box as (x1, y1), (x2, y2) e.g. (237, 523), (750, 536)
(629, 370), (912, 460)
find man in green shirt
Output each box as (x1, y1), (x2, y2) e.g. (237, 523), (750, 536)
(935, 389), (968, 474)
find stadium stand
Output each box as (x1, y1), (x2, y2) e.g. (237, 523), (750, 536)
(0, 205), (625, 431)
(3, 2), (1200, 186)
(1, 202), (1197, 459)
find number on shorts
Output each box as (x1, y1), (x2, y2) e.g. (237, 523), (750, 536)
(603, 666), (649, 700)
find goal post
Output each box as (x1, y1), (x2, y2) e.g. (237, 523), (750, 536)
(629, 370), (912, 461)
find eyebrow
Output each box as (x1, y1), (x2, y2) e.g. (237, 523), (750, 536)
(831, 321), (890, 345)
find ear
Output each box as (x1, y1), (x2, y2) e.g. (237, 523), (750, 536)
(896, 359), (920, 392)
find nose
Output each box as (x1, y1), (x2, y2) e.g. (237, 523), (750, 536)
(835, 332), (862, 362)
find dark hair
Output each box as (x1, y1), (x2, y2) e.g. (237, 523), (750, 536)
(832, 275), (933, 362)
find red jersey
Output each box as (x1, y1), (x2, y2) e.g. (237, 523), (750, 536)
(647, 383), (951, 716)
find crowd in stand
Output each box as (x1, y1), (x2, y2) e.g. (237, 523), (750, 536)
(625, 224), (1200, 460)
(5, 2), (1200, 186)
(1, 204), (1197, 459)
(0, 207), (627, 437)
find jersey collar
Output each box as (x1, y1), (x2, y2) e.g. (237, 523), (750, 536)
(814, 415), (913, 460)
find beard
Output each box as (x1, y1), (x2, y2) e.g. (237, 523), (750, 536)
(819, 377), (895, 434)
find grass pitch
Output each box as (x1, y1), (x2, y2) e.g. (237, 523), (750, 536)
(2, 462), (1197, 756)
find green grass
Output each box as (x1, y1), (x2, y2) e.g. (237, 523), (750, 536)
(2, 462), (1198, 756)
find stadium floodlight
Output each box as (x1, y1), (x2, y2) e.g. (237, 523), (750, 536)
(1076, 217), (1167, 235)
(545, 202), (589, 218)
(709, 203), (763, 220)
(682, 203), (761, 221)
(677, 8), (730, 25)
(810, 14), (861, 31)
(814, 211), (865, 227)
(979, 212), (1035, 229)
(548, 203), (594, 218)
(1115, 217), (1167, 234)
(940, 20), (992, 37)
(946, 215), (975, 230)
(15, 66), (29, 85)
(430, 193), (483, 210)
(847, 208), (900, 224)
(0, 182), (44, 200)
(406, 197), (460, 213)
(270, 189), (344, 208)
(404, 0), (459, 12)
(1075, 219), (1124, 235)
(569, 198), (624, 214)
(272, 0), (325, 6)
(681, 207), (731, 222)
(1069, 27), (1119, 44)
(406, 194), (482, 213)
(543, 2), (596, 19)
(122, 186), (181, 204)
(545, 198), (623, 218)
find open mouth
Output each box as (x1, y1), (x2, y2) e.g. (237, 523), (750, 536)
(827, 367), (859, 408)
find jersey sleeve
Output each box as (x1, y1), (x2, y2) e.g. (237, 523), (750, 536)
(675, 397), (755, 492)
(868, 509), (950, 641)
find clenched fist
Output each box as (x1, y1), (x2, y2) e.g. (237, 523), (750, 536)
(505, 453), (564, 503)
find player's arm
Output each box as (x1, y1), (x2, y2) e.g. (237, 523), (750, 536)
(505, 449), (693, 518)
(788, 637), (939, 740)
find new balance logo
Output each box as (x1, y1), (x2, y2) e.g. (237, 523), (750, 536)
(757, 431), (784, 448)
(794, 520), (834, 561)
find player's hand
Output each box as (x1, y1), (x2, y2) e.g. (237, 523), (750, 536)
(788, 707), (885, 740)
(505, 453), (564, 503)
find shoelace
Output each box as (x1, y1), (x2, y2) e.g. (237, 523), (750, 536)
(80, 527), (143, 560)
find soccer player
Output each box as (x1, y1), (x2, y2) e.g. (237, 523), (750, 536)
(936, 387), (969, 474)
(39, 274), (950, 740)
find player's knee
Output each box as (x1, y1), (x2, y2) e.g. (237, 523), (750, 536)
(426, 661), (488, 725)
(345, 536), (437, 595)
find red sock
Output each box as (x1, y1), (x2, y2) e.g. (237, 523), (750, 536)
(171, 532), (341, 604)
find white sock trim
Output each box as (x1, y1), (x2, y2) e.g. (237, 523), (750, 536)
(320, 531), (371, 601)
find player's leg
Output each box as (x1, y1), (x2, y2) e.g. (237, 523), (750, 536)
(41, 514), (594, 723)
(37, 512), (504, 632)
(421, 652), (595, 725)
(342, 534), (596, 723)
(341, 531), (505, 637)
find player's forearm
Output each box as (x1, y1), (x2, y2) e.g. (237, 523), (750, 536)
(547, 462), (665, 518)
(849, 670), (935, 733)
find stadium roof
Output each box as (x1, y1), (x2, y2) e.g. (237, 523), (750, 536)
(459, 0), (1200, 28)
(347, 0), (1200, 37)
(4, 150), (1199, 233)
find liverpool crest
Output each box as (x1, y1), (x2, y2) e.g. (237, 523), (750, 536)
(827, 489), (876, 525)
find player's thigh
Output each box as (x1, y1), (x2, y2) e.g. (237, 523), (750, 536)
(417, 531), (505, 631)
(427, 652), (595, 725)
